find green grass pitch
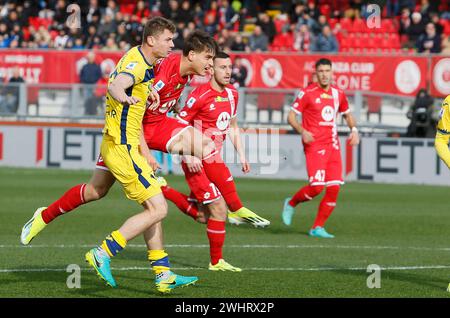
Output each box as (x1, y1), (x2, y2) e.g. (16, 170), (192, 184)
(0, 167), (449, 298)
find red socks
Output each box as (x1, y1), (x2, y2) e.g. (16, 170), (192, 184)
(206, 219), (226, 265)
(312, 185), (340, 228)
(160, 185), (198, 220)
(41, 184), (86, 224)
(201, 151), (243, 212)
(289, 185), (324, 207)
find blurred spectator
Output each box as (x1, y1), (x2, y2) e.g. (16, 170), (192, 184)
(54, 28), (70, 49)
(204, 1), (219, 34)
(257, 13), (276, 44)
(231, 56), (247, 88)
(345, 0), (362, 19)
(101, 37), (119, 51)
(407, 12), (425, 44)
(306, 0), (320, 20)
(219, 0), (238, 30)
(98, 13), (117, 39)
(406, 88), (435, 137)
(291, 3), (306, 25)
(53, 0), (67, 25)
(294, 24), (312, 52)
(312, 25), (338, 52)
(80, 52), (102, 115)
(430, 12), (443, 36)
(134, 0), (150, 21)
(178, 0), (194, 25)
(272, 25), (294, 51)
(248, 25), (268, 52)
(230, 33), (247, 51)
(0, 66), (24, 113)
(399, 7), (412, 36)
(104, 0), (119, 18)
(86, 0), (101, 24)
(416, 22), (441, 53)
(217, 28), (234, 51)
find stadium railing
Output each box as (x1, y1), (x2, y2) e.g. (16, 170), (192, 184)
(0, 82), (438, 135)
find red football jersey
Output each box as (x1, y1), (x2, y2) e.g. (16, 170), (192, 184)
(177, 82), (238, 148)
(291, 83), (349, 151)
(143, 54), (191, 124)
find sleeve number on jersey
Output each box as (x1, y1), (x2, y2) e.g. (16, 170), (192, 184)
(314, 170), (326, 182)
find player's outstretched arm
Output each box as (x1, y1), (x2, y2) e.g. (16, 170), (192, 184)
(229, 117), (250, 173)
(108, 73), (140, 106)
(343, 112), (360, 146)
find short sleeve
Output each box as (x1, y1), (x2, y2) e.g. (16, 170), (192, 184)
(119, 60), (147, 85)
(177, 90), (202, 124)
(339, 91), (350, 114)
(291, 90), (306, 114)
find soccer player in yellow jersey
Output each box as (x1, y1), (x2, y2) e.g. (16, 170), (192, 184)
(435, 95), (450, 169)
(434, 94), (450, 293)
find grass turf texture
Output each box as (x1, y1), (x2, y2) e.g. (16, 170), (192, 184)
(0, 167), (449, 298)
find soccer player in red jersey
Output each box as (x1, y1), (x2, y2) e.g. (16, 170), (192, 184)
(281, 58), (360, 238)
(156, 52), (269, 270)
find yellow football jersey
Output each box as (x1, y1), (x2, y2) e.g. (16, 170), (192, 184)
(103, 46), (154, 146)
(436, 95), (450, 135)
(435, 95), (450, 169)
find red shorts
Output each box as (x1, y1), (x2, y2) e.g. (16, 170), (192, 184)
(181, 160), (221, 204)
(305, 146), (343, 187)
(144, 116), (191, 153)
(96, 153), (109, 170)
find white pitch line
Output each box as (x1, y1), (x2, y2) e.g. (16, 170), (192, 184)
(2, 244), (450, 252)
(1, 265), (450, 273)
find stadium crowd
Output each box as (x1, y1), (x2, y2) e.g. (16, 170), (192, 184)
(0, 0), (449, 53)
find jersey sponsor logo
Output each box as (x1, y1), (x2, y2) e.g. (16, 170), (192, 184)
(315, 98), (321, 104)
(209, 104), (216, 111)
(321, 106), (335, 122)
(175, 83), (183, 90)
(215, 96), (229, 102)
(125, 62), (138, 70)
(216, 112), (231, 131)
(320, 93), (333, 99)
(293, 102), (299, 108)
(186, 97), (196, 108)
(154, 80), (165, 91)
(317, 149), (326, 155)
(179, 111), (187, 117)
(297, 91), (305, 100)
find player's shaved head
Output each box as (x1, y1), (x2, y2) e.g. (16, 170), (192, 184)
(183, 30), (218, 56)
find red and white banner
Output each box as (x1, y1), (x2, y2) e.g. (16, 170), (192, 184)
(0, 49), (447, 97)
(431, 56), (450, 97)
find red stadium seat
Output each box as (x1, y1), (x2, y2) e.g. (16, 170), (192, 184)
(320, 4), (331, 17)
(352, 18), (366, 33)
(328, 18), (338, 30)
(340, 18), (352, 31)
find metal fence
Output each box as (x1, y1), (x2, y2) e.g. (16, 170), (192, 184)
(0, 82), (442, 133)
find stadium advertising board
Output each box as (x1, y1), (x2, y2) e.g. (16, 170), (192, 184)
(0, 50), (440, 97)
(0, 123), (449, 185)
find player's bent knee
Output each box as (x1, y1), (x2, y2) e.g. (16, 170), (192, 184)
(85, 183), (109, 201)
(207, 199), (227, 220)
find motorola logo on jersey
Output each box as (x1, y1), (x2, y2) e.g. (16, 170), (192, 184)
(321, 106), (335, 122)
(216, 112), (231, 131)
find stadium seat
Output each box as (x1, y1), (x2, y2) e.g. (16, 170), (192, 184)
(366, 95), (382, 123)
(352, 18), (366, 33)
(339, 18), (352, 31)
(256, 92), (286, 123)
